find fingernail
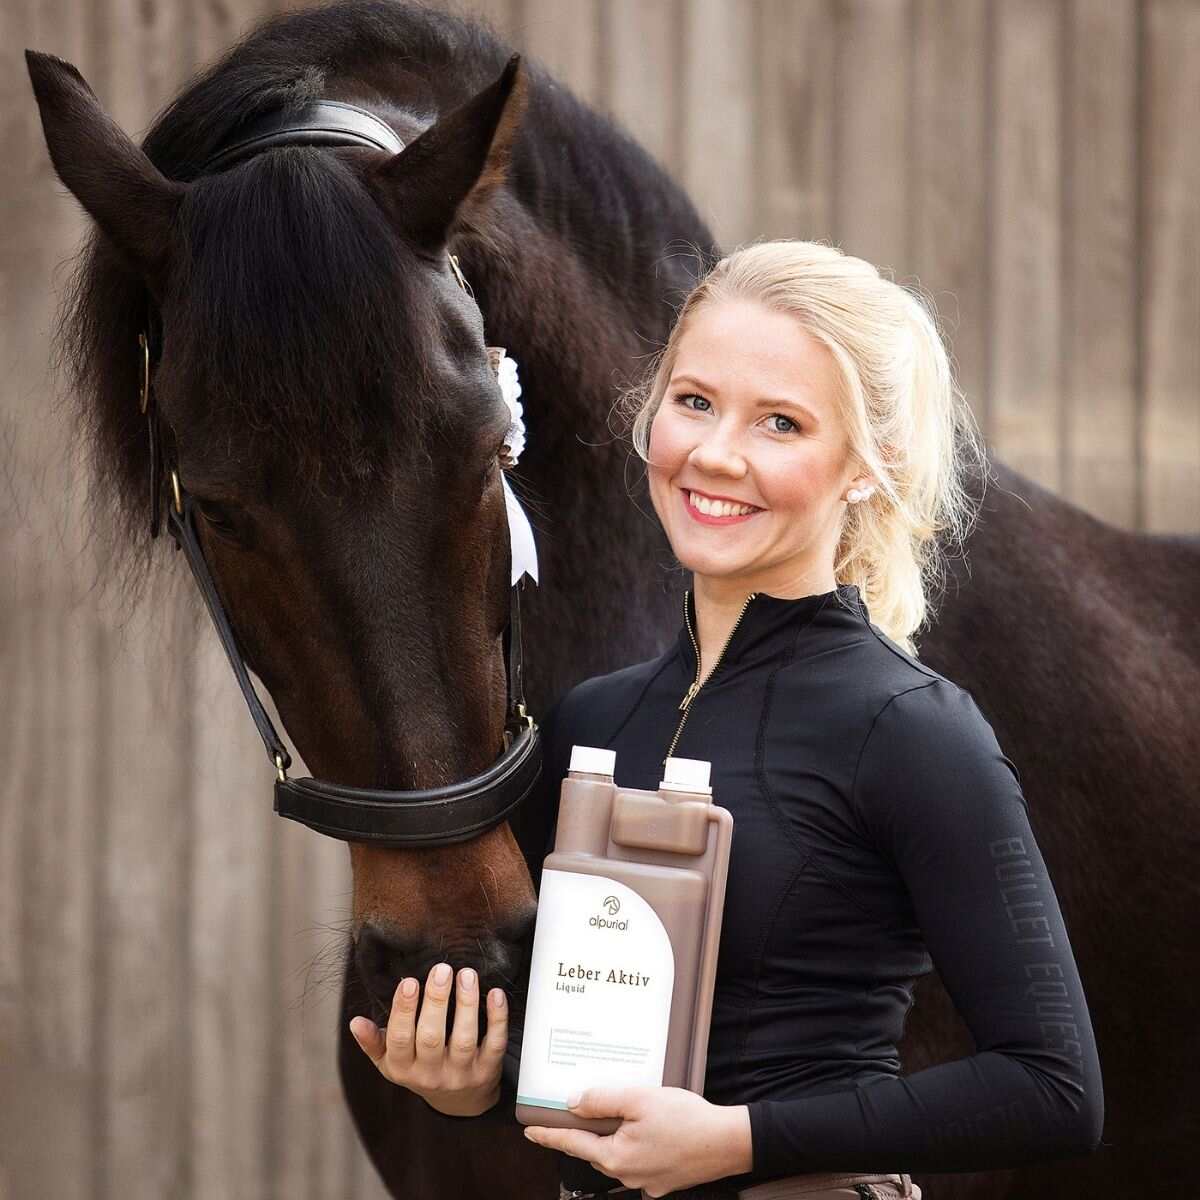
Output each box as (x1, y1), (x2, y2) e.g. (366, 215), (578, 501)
(460, 967), (476, 989)
(401, 977), (418, 998)
(489, 988), (505, 1007)
(566, 1092), (581, 1107)
(433, 962), (451, 985)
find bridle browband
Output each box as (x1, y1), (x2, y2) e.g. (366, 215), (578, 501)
(138, 100), (541, 848)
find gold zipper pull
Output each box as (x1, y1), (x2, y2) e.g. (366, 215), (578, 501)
(678, 679), (701, 711)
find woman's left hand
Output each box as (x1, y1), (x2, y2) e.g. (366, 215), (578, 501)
(522, 1086), (753, 1197)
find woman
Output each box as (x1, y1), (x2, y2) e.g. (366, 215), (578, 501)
(351, 240), (1104, 1199)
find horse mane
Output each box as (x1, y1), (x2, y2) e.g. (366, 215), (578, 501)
(50, 0), (679, 609)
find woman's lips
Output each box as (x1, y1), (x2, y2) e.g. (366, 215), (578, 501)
(680, 487), (764, 526)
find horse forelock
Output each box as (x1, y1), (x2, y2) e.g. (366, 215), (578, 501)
(160, 148), (446, 488)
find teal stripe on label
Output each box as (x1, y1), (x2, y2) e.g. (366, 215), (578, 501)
(516, 1094), (568, 1110)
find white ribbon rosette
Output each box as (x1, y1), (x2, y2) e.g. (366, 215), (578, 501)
(487, 346), (525, 468)
(487, 345), (537, 586)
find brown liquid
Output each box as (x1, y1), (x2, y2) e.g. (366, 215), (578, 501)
(515, 754), (733, 1134)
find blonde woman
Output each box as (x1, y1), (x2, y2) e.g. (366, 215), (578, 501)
(351, 239), (1104, 1198)
(513, 241), (1103, 1199)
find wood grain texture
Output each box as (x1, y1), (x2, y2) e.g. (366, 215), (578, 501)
(1142, 0), (1200, 532)
(516, 0), (602, 105)
(834, 0), (914, 273)
(911, 0), (990, 437)
(990, 0), (1064, 488)
(601, 0), (682, 181)
(757, 0), (837, 243)
(679, 0), (757, 246)
(1063, 0), (1140, 530)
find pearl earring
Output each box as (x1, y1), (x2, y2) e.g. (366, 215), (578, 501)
(846, 486), (875, 503)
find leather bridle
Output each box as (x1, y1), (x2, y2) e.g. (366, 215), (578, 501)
(137, 100), (541, 847)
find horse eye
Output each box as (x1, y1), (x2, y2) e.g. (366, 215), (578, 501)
(195, 499), (236, 533)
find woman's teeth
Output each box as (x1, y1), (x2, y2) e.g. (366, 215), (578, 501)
(687, 490), (760, 518)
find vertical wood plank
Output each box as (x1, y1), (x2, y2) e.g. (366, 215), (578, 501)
(601, 0), (682, 181)
(757, 0), (837, 243)
(5, 1), (104, 1195)
(0, 0), (39, 1119)
(309, 835), (359, 1200)
(515, 0), (602, 106)
(833, 0), (914, 273)
(96, 595), (194, 1200)
(679, 0), (756, 247)
(190, 644), (275, 1200)
(1142, 0), (1200, 533)
(274, 813), (359, 1199)
(1063, 0), (1140, 529)
(86, 0), (197, 1192)
(911, 0), (990, 433)
(990, 0), (1064, 486)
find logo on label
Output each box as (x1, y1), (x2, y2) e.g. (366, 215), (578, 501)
(590, 894), (629, 931)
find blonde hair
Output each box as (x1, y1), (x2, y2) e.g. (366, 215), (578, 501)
(617, 239), (989, 656)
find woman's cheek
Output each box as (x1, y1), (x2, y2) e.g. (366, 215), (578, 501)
(648, 408), (682, 466)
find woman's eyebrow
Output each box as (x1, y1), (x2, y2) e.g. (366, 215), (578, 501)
(754, 396), (819, 424)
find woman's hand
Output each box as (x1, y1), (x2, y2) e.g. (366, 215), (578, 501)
(523, 1086), (753, 1197)
(348, 961), (508, 1117)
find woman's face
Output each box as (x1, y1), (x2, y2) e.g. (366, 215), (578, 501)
(647, 298), (871, 599)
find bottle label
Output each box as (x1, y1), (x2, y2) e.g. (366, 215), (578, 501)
(516, 869), (675, 1110)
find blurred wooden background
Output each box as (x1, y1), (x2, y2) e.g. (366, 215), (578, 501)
(1, 1), (1196, 1198)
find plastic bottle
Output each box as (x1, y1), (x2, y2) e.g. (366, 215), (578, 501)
(515, 747), (734, 1134)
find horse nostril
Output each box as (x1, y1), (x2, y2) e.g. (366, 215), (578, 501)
(354, 923), (415, 1009)
(353, 921), (531, 1015)
(495, 906), (539, 951)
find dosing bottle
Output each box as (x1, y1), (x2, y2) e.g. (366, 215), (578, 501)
(515, 746), (734, 1134)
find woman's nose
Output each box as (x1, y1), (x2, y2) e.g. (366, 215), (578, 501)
(689, 425), (748, 475)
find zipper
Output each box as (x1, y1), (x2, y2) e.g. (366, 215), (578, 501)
(662, 589), (757, 765)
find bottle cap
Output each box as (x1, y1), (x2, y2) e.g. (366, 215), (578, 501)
(569, 745), (616, 777)
(660, 756), (712, 795)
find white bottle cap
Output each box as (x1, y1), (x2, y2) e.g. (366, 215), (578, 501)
(569, 745), (616, 777)
(660, 756), (712, 795)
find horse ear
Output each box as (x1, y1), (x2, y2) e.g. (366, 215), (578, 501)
(25, 49), (184, 300)
(368, 53), (529, 253)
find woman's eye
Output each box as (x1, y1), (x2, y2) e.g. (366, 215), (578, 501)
(768, 414), (798, 435)
(675, 392), (711, 412)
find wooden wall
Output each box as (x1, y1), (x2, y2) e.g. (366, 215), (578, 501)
(1, 2), (1196, 1198)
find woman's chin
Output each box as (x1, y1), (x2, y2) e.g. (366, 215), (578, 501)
(673, 548), (756, 581)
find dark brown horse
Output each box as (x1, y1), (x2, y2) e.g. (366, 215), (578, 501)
(24, 2), (1197, 1196)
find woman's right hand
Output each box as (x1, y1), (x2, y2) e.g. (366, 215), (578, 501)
(348, 961), (509, 1117)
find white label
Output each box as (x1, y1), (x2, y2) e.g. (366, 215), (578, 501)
(517, 869), (675, 1110)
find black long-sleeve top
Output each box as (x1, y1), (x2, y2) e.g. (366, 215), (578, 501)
(481, 583), (1103, 1188)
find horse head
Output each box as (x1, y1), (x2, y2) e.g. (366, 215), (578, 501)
(26, 46), (542, 1024)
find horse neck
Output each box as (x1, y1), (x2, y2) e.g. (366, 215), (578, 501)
(442, 119), (712, 687)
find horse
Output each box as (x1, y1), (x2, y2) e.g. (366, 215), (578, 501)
(24, 1), (1197, 1196)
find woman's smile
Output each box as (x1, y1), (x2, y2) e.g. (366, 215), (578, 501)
(680, 486), (765, 526)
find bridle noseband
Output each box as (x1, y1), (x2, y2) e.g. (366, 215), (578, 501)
(138, 100), (541, 848)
